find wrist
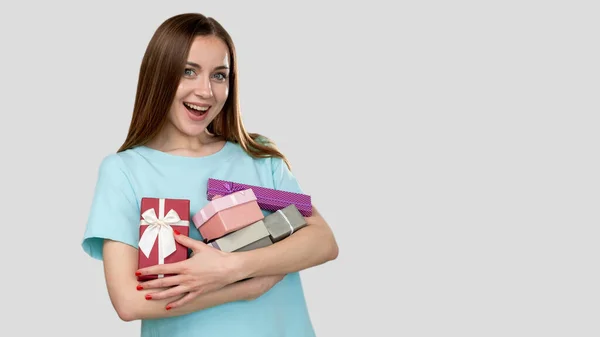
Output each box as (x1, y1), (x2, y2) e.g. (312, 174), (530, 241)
(226, 251), (254, 282)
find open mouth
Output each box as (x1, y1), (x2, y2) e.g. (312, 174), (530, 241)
(184, 102), (210, 116)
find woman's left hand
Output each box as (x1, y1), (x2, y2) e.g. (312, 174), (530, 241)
(135, 232), (244, 308)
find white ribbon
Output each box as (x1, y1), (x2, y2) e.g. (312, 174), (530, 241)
(277, 209), (295, 235)
(138, 199), (189, 278)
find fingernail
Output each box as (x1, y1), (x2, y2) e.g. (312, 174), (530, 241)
(136, 285), (143, 291)
(166, 305), (172, 310)
(145, 294), (152, 300)
(135, 271), (142, 276)
(173, 229), (181, 235)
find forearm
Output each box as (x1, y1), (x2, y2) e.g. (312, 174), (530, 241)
(127, 280), (253, 320)
(103, 240), (255, 321)
(234, 207), (339, 279)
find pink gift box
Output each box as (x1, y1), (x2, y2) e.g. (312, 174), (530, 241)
(192, 189), (264, 241)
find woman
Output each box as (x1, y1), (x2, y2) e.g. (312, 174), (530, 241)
(81, 12), (338, 337)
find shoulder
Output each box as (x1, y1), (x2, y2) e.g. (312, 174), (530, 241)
(253, 134), (271, 146)
(227, 138), (287, 172)
(96, 152), (126, 175)
(236, 136), (302, 192)
(253, 136), (290, 173)
(94, 150), (142, 186)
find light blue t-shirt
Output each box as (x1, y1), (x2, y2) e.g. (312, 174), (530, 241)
(82, 141), (316, 337)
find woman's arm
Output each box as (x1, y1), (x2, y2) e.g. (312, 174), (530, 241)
(103, 239), (282, 321)
(232, 205), (339, 280)
(136, 205), (338, 308)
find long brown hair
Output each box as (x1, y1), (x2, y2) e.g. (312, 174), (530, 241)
(117, 13), (291, 170)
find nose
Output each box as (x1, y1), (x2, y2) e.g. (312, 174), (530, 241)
(193, 75), (213, 99)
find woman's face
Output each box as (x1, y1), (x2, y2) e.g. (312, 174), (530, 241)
(167, 35), (230, 138)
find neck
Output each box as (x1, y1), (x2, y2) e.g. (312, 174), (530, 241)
(147, 124), (224, 154)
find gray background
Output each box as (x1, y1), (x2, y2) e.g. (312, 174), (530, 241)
(0, 0), (598, 336)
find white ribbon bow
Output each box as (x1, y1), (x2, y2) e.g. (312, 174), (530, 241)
(139, 208), (182, 258)
(138, 199), (188, 277)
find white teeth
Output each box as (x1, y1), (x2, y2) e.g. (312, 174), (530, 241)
(185, 103), (209, 111)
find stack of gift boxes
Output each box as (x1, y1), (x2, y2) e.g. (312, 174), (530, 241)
(137, 178), (311, 280)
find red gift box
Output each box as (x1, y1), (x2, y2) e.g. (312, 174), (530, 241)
(137, 197), (190, 281)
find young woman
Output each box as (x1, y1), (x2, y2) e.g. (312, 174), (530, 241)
(81, 12), (338, 337)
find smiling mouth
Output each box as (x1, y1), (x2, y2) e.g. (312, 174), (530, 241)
(184, 102), (210, 116)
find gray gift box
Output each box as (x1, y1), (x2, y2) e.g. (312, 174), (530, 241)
(263, 204), (307, 243)
(207, 220), (273, 252)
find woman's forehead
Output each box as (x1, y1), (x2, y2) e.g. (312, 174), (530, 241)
(187, 35), (230, 68)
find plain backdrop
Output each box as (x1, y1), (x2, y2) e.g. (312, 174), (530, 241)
(0, 1), (598, 336)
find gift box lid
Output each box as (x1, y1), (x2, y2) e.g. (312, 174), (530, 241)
(193, 188), (257, 228)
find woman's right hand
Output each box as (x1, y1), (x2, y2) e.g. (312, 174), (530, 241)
(244, 274), (286, 300)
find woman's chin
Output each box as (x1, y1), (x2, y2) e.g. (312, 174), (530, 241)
(175, 124), (207, 138)
(166, 115), (215, 138)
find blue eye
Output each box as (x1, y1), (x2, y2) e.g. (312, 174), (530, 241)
(213, 73), (228, 81)
(184, 68), (196, 76)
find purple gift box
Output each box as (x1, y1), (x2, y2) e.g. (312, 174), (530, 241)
(207, 178), (313, 217)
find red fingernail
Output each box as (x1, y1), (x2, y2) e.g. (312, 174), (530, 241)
(145, 294), (152, 300)
(173, 229), (181, 235)
(166, 305), (172, 310)
(136, 285), (143, 291)
(135, 271), (142, 276)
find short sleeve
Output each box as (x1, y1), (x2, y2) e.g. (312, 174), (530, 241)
(271, 156), (305, 195)
(81, 154), (140, 260)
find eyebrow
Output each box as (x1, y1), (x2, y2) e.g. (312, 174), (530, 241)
(186, 61), (229, 71)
